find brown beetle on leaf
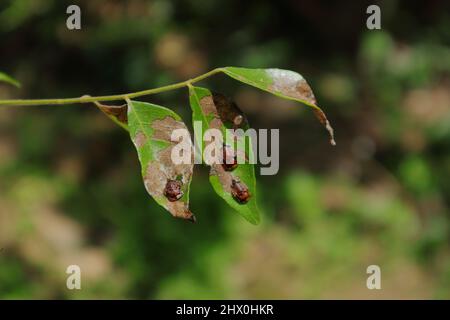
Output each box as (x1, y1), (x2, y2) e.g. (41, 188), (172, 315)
(231, 178), (251, 204)
(164, 179), (183, 202)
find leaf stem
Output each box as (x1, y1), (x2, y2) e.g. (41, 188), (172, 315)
(0, 68), (224, 107)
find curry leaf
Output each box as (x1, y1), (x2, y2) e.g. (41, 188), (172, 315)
(127, 100), (195, 221)
(189, 85), (260, 225)
(0, 71), (21, 88)
(222, 67), (335, 145)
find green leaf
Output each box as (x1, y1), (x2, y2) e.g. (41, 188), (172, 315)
(0, 71), (21, 88)
(189, 85), (260, 225)
(222, 67), (336, 145)
(127, 100), (195, 221)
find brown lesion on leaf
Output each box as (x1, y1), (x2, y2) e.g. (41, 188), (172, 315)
(208, 118), (223, 131)
(144, 156), (195, 221)
(267, 72), (336, 146)
(269, 76), (317, 106)
(142, 118), (195, 221)
(199, 95), (217, 115)
(133, 130), (147, 148)
(199, 93), (248, 129)
(201, 93), (250, 162)
(151, 116), (185, 142)
(143, 162), (166, 199)
(294, 79), (317, 106)
(210, 164), (233, 193)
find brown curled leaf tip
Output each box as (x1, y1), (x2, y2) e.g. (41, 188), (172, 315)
(97, 103), (128, 123)
(231, 178), (251, 204)
(164, 179), (183, 202)
(177, 208), (196, 222)
(313, 109), (336, 146)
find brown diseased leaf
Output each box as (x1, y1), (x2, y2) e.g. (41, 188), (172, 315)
(128, 101), (195, 222)
(189, 86), (260, 224)
(222, 67), (336, 147)
(143, 116), (194, 221)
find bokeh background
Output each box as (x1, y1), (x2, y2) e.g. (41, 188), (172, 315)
(0, 0), (449, 299)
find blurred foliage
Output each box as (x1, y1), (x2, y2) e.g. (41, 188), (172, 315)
(0, 0), (449, 299)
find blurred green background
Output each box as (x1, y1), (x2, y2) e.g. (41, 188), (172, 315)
(0, 0), (449, 299)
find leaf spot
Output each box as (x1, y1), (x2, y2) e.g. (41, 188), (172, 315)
(267, 69), (317, 105)
(133, 131), (147, 148)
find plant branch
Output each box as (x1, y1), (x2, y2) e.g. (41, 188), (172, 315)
(0, 68), (224, 107)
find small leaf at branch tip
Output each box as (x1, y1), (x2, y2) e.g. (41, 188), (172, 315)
(0, 72), (21, 88)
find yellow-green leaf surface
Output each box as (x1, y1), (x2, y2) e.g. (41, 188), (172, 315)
(223, 67), (335, 145)
(189, 86), (260, 225)
(0, 71), (20, 88)
(127, 100), (195, 221)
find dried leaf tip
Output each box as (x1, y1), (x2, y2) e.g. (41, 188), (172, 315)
(313, 109), (336, 146)
(325, 119), (336, 146)
(187, 212), (197, 223)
